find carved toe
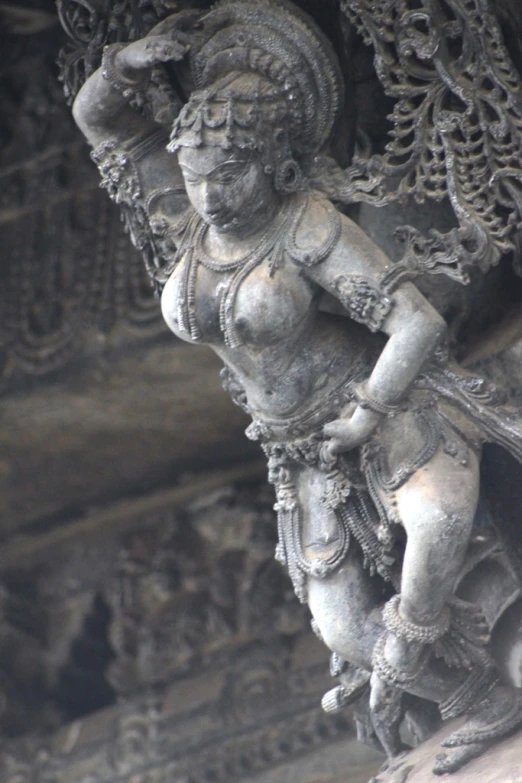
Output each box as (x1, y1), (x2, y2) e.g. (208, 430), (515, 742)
(432, 743), (486, 775)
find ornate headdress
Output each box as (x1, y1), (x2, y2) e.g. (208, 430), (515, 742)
(161, 0), (344, 184)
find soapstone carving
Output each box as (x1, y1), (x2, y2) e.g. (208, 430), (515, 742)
(70, 0), (522, 774)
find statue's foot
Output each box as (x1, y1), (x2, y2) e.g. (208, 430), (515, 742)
(433, 686), (522, 775)
(369, 672), (410, 758)
(321, 654), (370, 714)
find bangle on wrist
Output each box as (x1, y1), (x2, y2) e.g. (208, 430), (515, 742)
(354, 381), (404, 418)
(101, 43), (150, 103)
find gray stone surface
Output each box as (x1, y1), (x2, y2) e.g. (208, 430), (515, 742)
(372, 721), (522, 783)
(68, 0), (522, 775)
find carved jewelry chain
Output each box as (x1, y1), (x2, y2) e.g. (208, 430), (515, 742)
(176, 198), (296, 348)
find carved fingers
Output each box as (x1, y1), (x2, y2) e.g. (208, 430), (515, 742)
(323, 421), (355, 455)
(116, 35), (189, 72)
(144, 34), (189, 63)
(323, 407), (382, 454)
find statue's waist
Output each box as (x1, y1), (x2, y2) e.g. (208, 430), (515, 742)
(245, 363), (485, 450)
(245, 371), (363, 442)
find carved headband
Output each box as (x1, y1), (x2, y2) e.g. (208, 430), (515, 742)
(151, 0), (344, 159)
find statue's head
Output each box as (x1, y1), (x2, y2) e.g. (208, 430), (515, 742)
(168, 72), (303, 231)
(169, 71), (303, 189)
(162, 0), (344, 231)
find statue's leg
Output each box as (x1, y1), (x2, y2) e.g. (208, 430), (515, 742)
(307, 543), (461, 756)
(307, 546), (385, 671)
(308, 545), (408, 757)
(305, 499), (471, 697)
(386, 444), (480, 675)
(284, 451), (522, 771)
(375, 444), (522, 773)
(369, 443), (479, 763)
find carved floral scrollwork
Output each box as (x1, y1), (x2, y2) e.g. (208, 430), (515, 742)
(340, 0), (522, 283)
(56, 0), (151, 102)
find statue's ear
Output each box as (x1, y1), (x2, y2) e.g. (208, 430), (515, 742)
(274, 159), (303, 194)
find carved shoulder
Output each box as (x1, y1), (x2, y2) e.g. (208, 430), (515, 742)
(285, 191), (342, 267)
(290, 202), (444, 337)
(285, 194), (393, 331)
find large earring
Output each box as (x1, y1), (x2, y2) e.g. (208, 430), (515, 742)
(275, 158), (303, 193)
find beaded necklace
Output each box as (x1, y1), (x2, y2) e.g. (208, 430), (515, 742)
(175, 196), (305, 348)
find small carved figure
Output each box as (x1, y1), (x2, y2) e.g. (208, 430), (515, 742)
(72, 0), (522, 774)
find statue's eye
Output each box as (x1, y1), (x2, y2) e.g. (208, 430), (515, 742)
(215, 169), (244, 185)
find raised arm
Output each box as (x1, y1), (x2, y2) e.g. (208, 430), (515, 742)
(72, 36), (190, 201)
(73, 35), (186, 146)
(72, 35), (192, 285)
(295, 206), (447, 452)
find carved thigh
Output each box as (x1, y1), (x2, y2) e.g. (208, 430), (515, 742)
(396, 443), (480, 622)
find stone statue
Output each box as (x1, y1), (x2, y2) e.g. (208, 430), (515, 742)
(71, 0), (522, 775)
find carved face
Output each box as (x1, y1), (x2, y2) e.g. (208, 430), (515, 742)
(177, 145), (276, 234)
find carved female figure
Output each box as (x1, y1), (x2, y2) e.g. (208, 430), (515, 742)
(72, 0), (522, 773)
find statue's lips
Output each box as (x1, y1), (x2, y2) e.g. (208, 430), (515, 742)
(204, 210), (233, 227)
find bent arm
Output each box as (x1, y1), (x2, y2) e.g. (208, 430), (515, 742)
(72, 36), (188, 205)
(71, 37), (191, 284)
(362, 285), (445, 406)
(309, 215), (446, 400)
(301, 212), (446, 449)
(73, 35), (187, 146)
(72, 63), (154, 148)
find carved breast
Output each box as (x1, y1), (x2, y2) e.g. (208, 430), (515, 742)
(161, 254), (318, 350)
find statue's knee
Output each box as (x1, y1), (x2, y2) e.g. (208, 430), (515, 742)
(312, 611), (358, 658)
(309, 590), (367, 665)
(307, 563), (378, 668)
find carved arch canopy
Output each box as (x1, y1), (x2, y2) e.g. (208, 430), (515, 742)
(57, 0), (522, 286)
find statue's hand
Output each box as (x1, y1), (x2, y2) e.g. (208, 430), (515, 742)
(115, 34), (189, 74)
(323, 406), (382, 454)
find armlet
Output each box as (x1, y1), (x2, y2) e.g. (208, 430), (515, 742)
(91, 128), (189, 293)
(90, 128), (167, 206)
(332, 274), (393, 332)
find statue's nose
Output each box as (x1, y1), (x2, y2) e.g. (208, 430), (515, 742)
(203, 181), (220, 213)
